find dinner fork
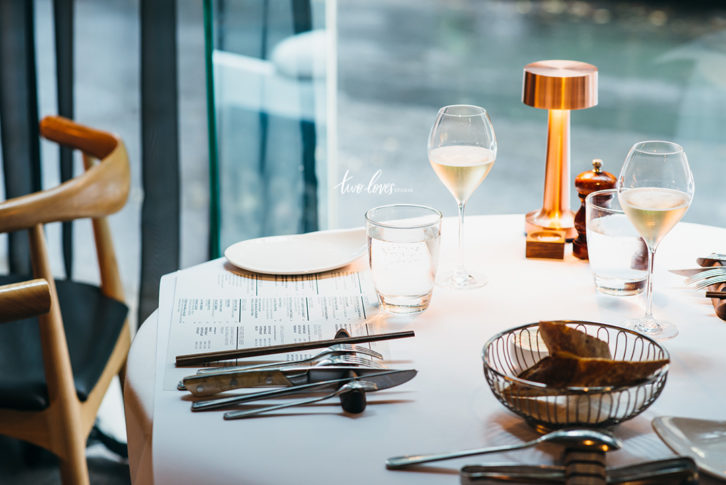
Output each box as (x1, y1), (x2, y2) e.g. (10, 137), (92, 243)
(194, 354), (387, 380)
(688, 274), (726, 290)
(196, 344), (384, 375)
(313, 354), (386, 369)
(685, 267), (726, 283)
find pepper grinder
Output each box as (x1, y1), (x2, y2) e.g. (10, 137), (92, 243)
(573, 159), (616, 260)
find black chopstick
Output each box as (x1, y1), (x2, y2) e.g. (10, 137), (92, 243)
(706, 291), (726, 299)
(175, 330), (415, 366)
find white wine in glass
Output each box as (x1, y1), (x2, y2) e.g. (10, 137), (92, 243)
(619, 188), (690, 248)
(429, 146), (496, 203)
(428, 105), (497, 289)
(618, 141), (694, 340)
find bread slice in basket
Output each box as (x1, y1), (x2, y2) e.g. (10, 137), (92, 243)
(538, 320), (611, 359)
(507, 321), (669, 391)
(518, 351), (669, 388)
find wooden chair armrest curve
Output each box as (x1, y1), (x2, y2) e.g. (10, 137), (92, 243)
(0, 279), (51, 323)
(40, 115), (118, 159)
(0, 117), (130, 233)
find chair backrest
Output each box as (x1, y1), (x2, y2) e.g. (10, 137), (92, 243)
(0, 116), (130, 302)
(0, 116), (131, 485)
(0, 116), (129, 232)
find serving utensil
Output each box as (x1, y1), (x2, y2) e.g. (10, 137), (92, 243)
(191, 368), (417, 411)
(223, 380), (378, 420)
(175, 330), (414, 366)
(385, 428), (621, 469)
(460, 456), (698, 484)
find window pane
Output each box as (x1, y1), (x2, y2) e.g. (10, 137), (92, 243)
(334, 0), (726, 229)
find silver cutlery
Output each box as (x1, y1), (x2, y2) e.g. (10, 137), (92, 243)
(688, 274), (726, 290)
(697, 253), (726, 267)
(183, 362), (388, 397)
(222, 380), (378, 420)
(191, 368), (417, 411)
(669, 267), (725, 277)
(684, 267), (726, 283)
(385, 429), (621, 469)
(460, 456), (698, 484)
(177, 355), (386, 391)
(195, 344), (384, 375)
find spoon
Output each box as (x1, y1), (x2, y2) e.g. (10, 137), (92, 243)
(223, 380), (378, 420)
(335, 329), (368, 414)
(385, 429), (622, 469)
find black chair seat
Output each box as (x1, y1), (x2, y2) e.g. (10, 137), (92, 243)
(0, 275), (128, 411)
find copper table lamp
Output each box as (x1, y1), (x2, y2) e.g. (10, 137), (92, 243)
(522, 60), (598, 240)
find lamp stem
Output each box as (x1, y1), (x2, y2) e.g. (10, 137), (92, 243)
(542, 109), (571, 223)
(525, 108), (576, 239)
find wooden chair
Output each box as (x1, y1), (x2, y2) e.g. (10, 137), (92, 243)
(0, 279), (52, 323)
(0, 116), (131, 484)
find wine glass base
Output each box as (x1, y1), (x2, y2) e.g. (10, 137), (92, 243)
(436, 270), (487, 290)
(625, 318), (678, 340)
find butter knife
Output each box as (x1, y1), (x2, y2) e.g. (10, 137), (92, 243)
(191, 368), (417, 412)
(183, 366), (406, 397)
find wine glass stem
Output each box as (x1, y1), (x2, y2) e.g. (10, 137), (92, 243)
(456, 201), (466, 274)
(644, 247), (656, 323)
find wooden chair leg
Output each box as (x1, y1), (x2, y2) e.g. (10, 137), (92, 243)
(58, 431), (89, 485)
(29, 225), (90, 484)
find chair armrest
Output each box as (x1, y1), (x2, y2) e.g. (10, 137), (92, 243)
(0, 279), (51, 323)
(0, 116), (130, 233)
(40, 115), (118, 160)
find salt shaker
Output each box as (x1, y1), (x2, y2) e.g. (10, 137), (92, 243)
(573, 159), (616, 260)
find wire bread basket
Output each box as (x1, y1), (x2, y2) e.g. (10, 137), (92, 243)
(482, 321), (669, 429)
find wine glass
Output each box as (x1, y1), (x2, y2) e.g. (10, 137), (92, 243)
(617, 140), (694, 339)
(428, 105), (497, 289)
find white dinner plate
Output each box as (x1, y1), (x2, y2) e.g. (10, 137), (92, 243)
(224, 228), (366, 275)
(653, 416), (726, 480)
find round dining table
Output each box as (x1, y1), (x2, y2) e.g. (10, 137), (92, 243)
(124, 214), (726, 485)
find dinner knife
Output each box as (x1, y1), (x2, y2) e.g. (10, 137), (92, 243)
(183, 366), (396, 397)
(191, 368), (417, 412)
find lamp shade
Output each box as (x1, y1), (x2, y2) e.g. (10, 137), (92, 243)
(522, 60), (598, 110)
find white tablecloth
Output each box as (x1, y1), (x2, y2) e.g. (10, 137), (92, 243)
(125, 214), (726, 484)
